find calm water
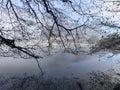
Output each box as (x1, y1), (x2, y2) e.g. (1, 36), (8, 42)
(0, 51), (119, 79)
(0, 50), (120, 90)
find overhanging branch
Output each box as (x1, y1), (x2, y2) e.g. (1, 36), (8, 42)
(0, 35), (42, 59)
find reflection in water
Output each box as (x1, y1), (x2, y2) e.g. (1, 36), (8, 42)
(0, 51), (118, 78)
(0, 51), (120, 89)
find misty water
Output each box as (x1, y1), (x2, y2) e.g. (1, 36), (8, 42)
(0, 46), (120, 90)
(0, 50), (119, 81)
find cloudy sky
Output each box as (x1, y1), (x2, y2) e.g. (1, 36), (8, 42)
(3, 0), (120, 33)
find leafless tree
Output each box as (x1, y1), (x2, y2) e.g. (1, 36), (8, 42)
(0, 0), (118, 58)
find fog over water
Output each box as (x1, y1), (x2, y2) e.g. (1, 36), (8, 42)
(0, 50), (119, 81)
